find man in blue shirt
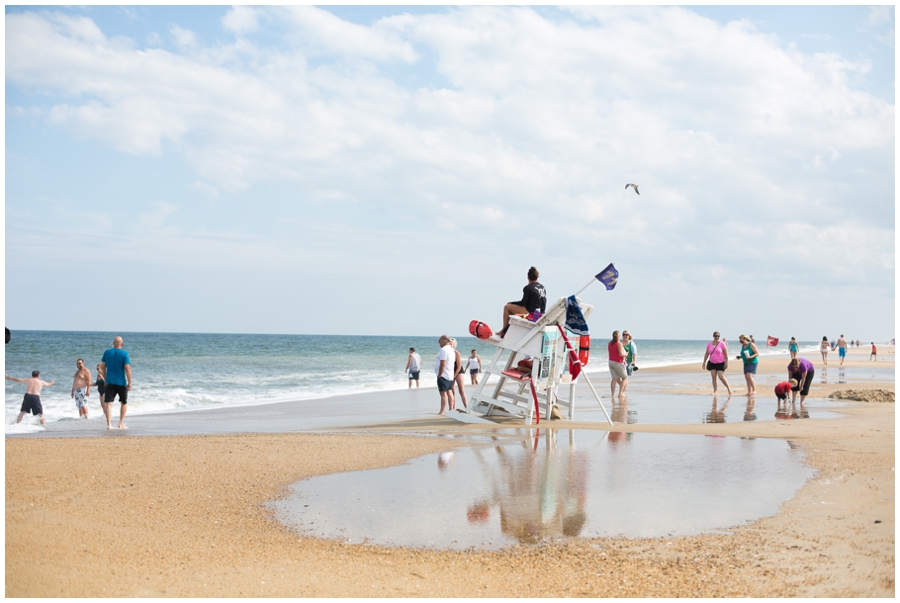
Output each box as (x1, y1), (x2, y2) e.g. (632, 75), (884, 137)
(99, 336), (132, 430)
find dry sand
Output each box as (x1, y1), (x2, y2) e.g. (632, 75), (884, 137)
(6, 350), (894, 597)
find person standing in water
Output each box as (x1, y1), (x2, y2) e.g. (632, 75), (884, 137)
(8, 371), (54, 426)
(405, 347), (421, 389)
(99, 336), (132, 430)
(434, 335), (455, 416)
(71, 358), (92, 419)
(819, 337), (830, 365)
(702, 331), (732, 395)
(608, 330), (628, 397)
(622, 331), (637, 393)
(449, 338), (467, 409)
(738, 334), (759, 395)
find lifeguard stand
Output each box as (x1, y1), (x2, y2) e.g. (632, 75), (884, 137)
(467, 297), (593, 425)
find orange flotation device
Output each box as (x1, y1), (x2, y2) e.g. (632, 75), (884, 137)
(578, 335), (590, 366)
(469, 320), (493, 340)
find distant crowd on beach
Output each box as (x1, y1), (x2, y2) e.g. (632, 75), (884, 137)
(7, 335), (133, 429)
(405, 266), (891, 421)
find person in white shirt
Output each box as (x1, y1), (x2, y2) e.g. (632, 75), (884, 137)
(467, 349), (482, 385)
(405, 347), (421, 388)
(434, 335), (456, 415)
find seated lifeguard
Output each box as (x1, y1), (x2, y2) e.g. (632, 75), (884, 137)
(498, 266), (547, 338)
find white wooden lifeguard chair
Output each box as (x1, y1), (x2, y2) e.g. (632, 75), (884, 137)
(466, 297), (612, 425)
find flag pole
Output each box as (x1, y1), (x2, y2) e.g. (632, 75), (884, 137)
(579, 372), (614, 425)
(573, 278), (596, 298)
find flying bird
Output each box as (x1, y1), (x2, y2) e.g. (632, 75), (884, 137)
(625, 183), (640, 195)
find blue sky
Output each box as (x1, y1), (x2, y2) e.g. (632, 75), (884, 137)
(5, 5), (895, 340)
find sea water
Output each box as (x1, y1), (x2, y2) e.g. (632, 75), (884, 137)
(4, 330), (825, 429)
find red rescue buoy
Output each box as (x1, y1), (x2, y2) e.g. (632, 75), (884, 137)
(578, 335), (590, 366)
(469, 320), (494, 340)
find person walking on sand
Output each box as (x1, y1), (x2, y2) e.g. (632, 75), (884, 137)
(608, 330), (628, 397)
(702, 331), (732, 395)
(837, 335), (848, 366)
(819, 337), (830, 365)
(8, 371), (54, 426)
(467, 349), (482, 385)
(449, 338), (467, 409)
(434, 335), (455, 415)
(99, 336), (132, 430)
(71, 358), (92, 419)
(405, 347), (421, 389)
(737, 334), (759, 395)
(497, 266), (546, 338)
(788, 337), (799, 360)
(870, 342), (877, 361)
(787, 357), (815, 405)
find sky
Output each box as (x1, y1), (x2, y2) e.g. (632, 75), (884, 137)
(4, 5), (895, 341)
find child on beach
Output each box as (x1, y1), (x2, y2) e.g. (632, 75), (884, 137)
(788, 337), (799, 360)
(774, 380), (797, 401)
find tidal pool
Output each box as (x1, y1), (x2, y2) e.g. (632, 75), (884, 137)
(268, 429), (816, 550)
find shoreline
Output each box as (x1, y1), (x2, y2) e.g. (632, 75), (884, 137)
(6, 349), (894, 596)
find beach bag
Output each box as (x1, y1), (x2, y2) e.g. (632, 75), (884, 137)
(469, 320), (493, 339)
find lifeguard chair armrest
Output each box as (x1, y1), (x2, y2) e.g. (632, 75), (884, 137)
(501, 368), (531, 381)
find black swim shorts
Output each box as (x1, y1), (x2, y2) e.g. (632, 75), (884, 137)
(409, 371), (420, 381)
(437, 377), (453, 392)
(707, 361), (726, 372)
(20, 393), (43, 415)
(105, 383), (129, 403)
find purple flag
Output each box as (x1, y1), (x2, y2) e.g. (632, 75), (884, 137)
(596, 263), (618, 290)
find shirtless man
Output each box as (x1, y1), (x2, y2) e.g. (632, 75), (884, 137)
(836, 335), (848, 366)
(7, 371), (55, 425)
(71, 358), (92, 419)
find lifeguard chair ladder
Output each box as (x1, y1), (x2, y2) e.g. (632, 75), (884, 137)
(467, 297), (592, 425)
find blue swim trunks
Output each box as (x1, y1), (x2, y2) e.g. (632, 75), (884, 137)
(839, 347), (846, 358)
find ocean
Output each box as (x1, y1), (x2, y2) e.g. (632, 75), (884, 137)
(5, 330), (819, 431)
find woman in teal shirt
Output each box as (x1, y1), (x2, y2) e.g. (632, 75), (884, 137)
(738, 334), (759, 395)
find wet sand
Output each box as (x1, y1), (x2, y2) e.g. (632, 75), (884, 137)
(6, 347), (894, 597)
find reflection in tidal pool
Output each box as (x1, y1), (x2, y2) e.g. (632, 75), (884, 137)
(268, 430), (815, 550)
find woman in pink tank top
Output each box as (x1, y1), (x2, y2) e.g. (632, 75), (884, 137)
(701, 331), (732, 395)
(608, 331), (628, 397)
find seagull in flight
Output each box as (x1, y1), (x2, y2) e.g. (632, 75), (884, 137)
(625, 183), (640, 195)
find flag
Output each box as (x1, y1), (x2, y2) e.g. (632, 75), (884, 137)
(564, 295), (589, 336)
(767, 336), (779, 347)
(596, 263), (618, 290)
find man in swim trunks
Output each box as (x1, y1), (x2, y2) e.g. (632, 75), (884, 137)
(99, 336), (132, 430)
(8, 370), (55, 426)
(71, 358), (92, 419)
(837, 335), (847, 366)
(434, 335), (455, 415)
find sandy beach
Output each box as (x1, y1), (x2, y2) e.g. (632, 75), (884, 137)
(6, 346), (894, 597)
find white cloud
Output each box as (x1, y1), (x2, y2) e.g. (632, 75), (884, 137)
(4, 6), (894, 336)
(222, 6), (259, 36)
(169, 24), (197, 49)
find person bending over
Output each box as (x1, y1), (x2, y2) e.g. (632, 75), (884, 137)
(498, 266), (546, 338)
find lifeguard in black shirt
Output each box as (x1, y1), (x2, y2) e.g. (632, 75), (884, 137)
(498, 266), (546, 337)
